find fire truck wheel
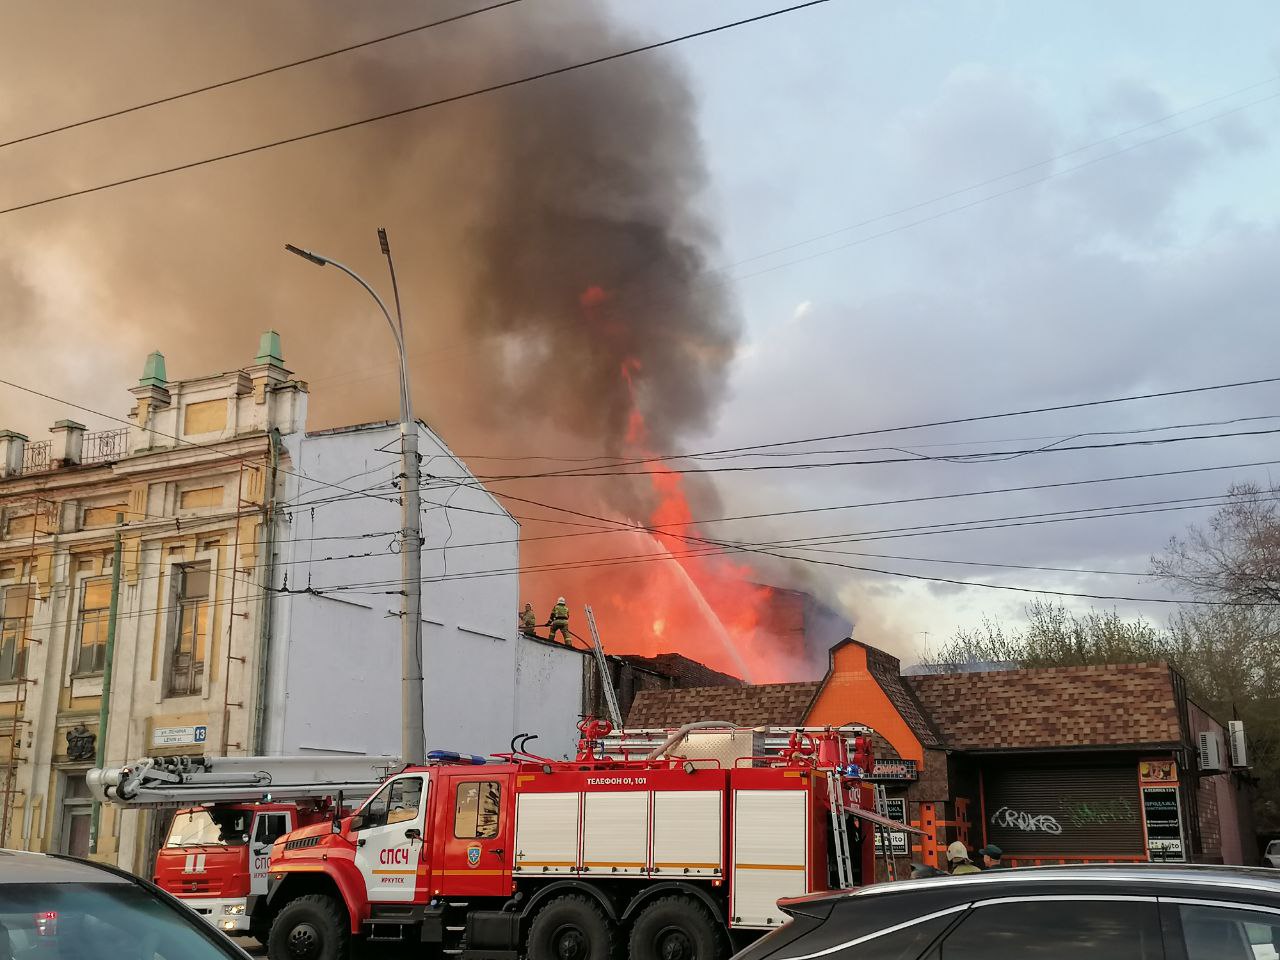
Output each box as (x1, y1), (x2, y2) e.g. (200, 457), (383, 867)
(267, 894), (349, 960)
(628, 896), (724, 960)
(527, 894), (617, 960)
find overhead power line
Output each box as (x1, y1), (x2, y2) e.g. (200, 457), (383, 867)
(0, 1), (834, 216)
(313, 488), (1280, 604)
(470, 424), (1280, 482)
(458, 413), (1280, 462)
(410, 460), (1280, 552)
(453, 374), (1280, 481)
(0, 1), (525, 151)
(317, 501), (1279, 608)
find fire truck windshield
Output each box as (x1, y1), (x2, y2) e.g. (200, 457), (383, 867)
(164, 808), (250, 847)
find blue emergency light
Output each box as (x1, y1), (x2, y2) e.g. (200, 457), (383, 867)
(427, 750), (489, 766)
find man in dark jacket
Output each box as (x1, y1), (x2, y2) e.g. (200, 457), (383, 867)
(978, 844), (1006, 869)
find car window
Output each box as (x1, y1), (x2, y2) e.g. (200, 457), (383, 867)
(1269, 842), (1280, 855)
(253, 813), (289, 847)
(0, 881), (241, 959)
(386, 777), (424, 826)
(165, 808), (250, 847)
(1178, 903), (1280, 960)
(454, 781), (502, 839)
(359, 777), (423, 830)
(836, 911), (956, 958)
(939, 899), (1162, 959)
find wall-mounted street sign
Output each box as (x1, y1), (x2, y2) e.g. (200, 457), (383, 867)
(1142, 786), (1185, 861)
(867, 759), (918, 781)
(874, 798), (910, 856)
(152, 724), (208, 748)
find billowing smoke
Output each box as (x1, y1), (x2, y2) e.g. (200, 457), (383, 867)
(0, 2), (817, 680)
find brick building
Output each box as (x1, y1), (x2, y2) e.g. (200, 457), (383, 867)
(627, 637), (1257, 872)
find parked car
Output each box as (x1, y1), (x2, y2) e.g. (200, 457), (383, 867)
(0, 848), (251, 958)
(732, 864), (1280, 960)
(1265, 840), (1280, 868)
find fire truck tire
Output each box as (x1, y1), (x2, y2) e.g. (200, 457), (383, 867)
(267, 894), (349, 960)
(628, 895), (724, 960)
(527, 894), (617, 960)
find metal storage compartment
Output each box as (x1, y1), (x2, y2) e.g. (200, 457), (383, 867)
(652, 790), (722, 876)
(582, 791), (649, 875)
(731, 789), (807, 928)
(513, 792), (579, 874)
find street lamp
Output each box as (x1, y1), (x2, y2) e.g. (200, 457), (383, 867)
(285, 234), (426, 764)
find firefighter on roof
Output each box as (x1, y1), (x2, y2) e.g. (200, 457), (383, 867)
(548, 597), (571, 644)
(519, 602), (538, 637)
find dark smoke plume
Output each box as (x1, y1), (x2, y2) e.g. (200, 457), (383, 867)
(0, 0), (735, 497)
(0, 2), (849, 675)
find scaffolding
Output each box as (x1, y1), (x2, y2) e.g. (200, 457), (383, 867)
(0, 499), (52, 846)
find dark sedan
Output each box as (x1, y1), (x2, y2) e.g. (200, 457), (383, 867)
(0, 848), (251, 959)
(733, 864), (1280, 960)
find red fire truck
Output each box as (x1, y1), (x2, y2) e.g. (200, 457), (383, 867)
(261, 721), (917, 960)
(87, 754), (399, 940)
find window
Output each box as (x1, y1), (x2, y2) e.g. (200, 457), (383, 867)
(165, 563), (210, 698)
(827, 911), (957, 959)
(0, 585), (32, 682)
(0, 882), (243, 959)
(1178, 903), (1280, 960)
(358, 777), (424, 831)
(253, 814), (290, 848)
(59, 774), (93, 859)
(164, 808), (251, 848)
(454, 781), (501, 839)
(940, 899), (1162, 959)
(74, 579), (112, 675)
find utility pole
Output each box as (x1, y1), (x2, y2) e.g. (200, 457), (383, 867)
(285, 235), (425, 763)
(378, 228), (425, 766)
(89, 513), (124, 855)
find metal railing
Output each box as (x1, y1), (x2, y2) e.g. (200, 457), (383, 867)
(20, 441), (50, 474)
(82, 428), (130, 465)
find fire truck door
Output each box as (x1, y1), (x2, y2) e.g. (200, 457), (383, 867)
(353, 774), (430, 904)
(249, 811), (293, 896)
(436, 773), (512, 897)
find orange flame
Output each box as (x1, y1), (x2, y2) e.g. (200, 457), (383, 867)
(520, 286), (813, 683)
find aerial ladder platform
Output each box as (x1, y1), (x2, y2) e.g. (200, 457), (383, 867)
(88, 754), (402, 806)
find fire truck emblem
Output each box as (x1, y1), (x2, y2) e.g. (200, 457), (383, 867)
(466, 843), (482, 867)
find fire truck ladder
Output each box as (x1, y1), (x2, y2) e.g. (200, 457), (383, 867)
(87, 754), (402, 806)
(824, 771), (856, 890)
(583, 605), (623, 730)
(873, 783), (897, 882)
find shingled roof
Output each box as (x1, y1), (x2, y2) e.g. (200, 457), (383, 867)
(625, 681), (822, 728)
(906, 662), (1182, 751)
(862, 643), (945, 750)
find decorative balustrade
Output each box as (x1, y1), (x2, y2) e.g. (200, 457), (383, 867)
(82, 428), (130, 465)
(20, 440), (50, 474)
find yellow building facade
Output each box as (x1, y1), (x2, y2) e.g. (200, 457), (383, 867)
(0, 332), (305, 869)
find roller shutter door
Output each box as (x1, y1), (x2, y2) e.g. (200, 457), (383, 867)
(983, 762), (1144, 856)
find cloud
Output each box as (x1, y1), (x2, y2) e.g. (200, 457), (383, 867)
(709, 70), (1280, 653)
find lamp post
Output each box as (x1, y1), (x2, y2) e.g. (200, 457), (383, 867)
(285, 233), (425, 764)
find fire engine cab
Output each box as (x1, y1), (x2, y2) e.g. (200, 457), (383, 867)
(87, 754), (399, 940)
(261, 721), (918, 960)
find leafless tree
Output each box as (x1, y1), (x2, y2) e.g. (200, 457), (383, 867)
(1152, 482), (1280, 604)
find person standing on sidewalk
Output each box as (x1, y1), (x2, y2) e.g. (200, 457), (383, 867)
(947, 841), (980, 875)
(978, 844), (1006, 870)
